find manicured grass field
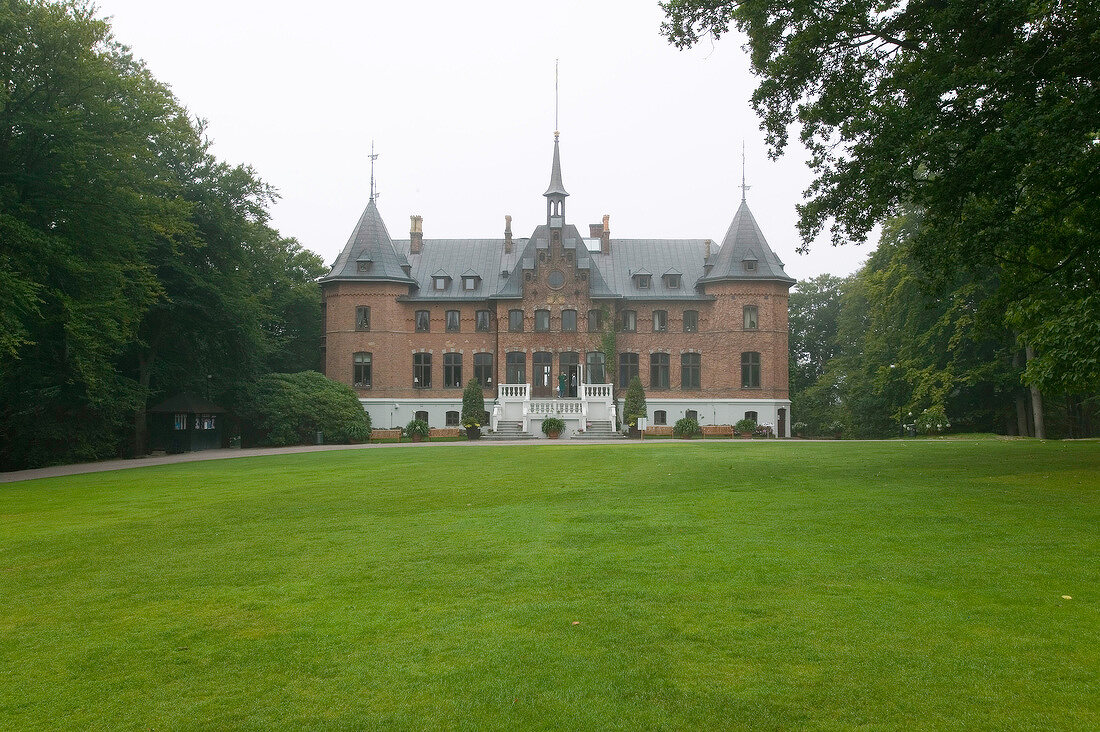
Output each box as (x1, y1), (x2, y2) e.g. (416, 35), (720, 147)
(2, 440), (1098, 729)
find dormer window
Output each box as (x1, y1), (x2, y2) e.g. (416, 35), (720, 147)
(743, 260), (757, 272)
(633, 272), (652, 289)
(462, 275), (481, 291)
(356, 259), (373, 273)
(432, 276), (451, 290)
(663, 274), (681, 289)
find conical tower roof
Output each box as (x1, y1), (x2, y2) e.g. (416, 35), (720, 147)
(319, 198), (416, 285)
(698, 199), (795, 285)
(543, 136), (569, 198)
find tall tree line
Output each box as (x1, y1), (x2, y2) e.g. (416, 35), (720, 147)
(0, 1), (324, 470)
(789, 215), (1098, 438)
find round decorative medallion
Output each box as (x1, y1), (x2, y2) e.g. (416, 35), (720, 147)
(547, 270), (566, 289)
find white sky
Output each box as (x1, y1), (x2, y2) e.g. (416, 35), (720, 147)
(94, 0), (872, 282)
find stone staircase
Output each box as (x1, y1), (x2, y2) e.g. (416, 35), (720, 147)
(572, 420), (626, 440)
(483, 420), (534, 440)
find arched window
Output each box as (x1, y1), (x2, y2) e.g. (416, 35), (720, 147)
(745, 410), (758, 422)
(474, 353), (493, 387)
(444, 353), (462, 388)
(508, 309), (524, 332)
(445, 410), (460, 426)
(685, 409), (698, 421)
(505, 352), (526, 384)
(653, 410), (667, 425)
(741, 352), (761, 388)
(586, 351), (606, 384)
(652, 310), (667, 332)
(415, 410), (429, 423)
(587, 309), (603, 332)
(534, 309), (550, 332)
(618, 352), (639, 386)
(650, 352), (669, 389)
(353, 352), (371, 388)
(681, 352), (700, 390)
(619, 310), (637, 332)
(533, 352), (553, 391)
(561, 309), (577, 332)
(743, 305), (759, 330)
(413, 353), (431, 388)
(683, 310), (698, 332)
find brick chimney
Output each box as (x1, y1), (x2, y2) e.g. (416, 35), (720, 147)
(504, 215), (513, 254)
(600, 214), (610, 255)
(704, 238), (712, 260)
(410, 215), (423, 254)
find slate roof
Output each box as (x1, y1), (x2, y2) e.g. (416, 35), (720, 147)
(319, 198), (416, 285)
(698, 199), (795, 285)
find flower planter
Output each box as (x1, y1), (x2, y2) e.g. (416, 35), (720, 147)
(410, 434), (423, 443)
(628, 427), (640, 439)
(465, 427), (481, 440)
(547, 431), (561, 439)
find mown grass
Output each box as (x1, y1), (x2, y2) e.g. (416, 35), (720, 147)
(2, 440), (1098, 729)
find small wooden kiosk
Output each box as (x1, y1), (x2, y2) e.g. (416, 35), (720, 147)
(148, 393), (226, 453)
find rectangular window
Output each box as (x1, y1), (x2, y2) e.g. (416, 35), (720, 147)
(355, 306), (370, 331)
(446, 310), (460, 332)
(533, 352), (553, 389)
(652, 310), (667, 332)
(414, 352), (431, 388)
(462, 276), (479, 291)
(444, 352), (462, 388)
(587, 309), (603, 332)
(446, 410), (460, 426)
(195, 414), (216, 430)
(415, 310), (430, 332)
(509, 309), (524, 332)
(653, 410), (667, 426)
(173, 413), (187, 431)
(586, 351), (606, 384)
(741, 351), (761, 388)
(744, 305), (759, 330)
(619, 352), (639, 387)
(535, 309), (550, 332)
(620, 310), (636, 333)
(561, 309), (577, 332)
(683, 310), (698, 332)
(474, 353), (493, 387)
(650, 352), (669, 389)
(505, 352), (526, 384)
(664, 274), (681, 289)
(476, 310), (491, 332)
(635, 274), (651, 289)
(433, 276), (449, 290)
(354, 351), (372, 388)
(681, 352), (700, 390)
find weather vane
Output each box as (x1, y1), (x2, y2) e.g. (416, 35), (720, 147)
(740, 140), (751, 202)
(369, 140), (380, 201)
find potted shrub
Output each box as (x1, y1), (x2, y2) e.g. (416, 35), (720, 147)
(404, 418), (430, 443)
(622, 376), (647, 438)
(541, 416), (566, 439)
(734, 418), (757, 438)
(792, 421), (808, 438)
(461, 378), (486, 440)
(673, 417), (700, 439)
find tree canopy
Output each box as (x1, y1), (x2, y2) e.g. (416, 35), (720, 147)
(0, 1), (326, 469)
(661, 0), (1100, 393)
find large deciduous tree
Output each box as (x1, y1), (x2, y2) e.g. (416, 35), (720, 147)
(661, 0), (1100, 394)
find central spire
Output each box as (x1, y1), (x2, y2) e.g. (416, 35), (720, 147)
(544, 61), (568, 227)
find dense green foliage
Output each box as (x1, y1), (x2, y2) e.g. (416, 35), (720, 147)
(734, 418), (757, 434)
(235, 372), (369, 447)
(788, 216), (1098, 438)
(2, 441), (1097, 728)
(460, 378), (485, 429)
(622, 376), (647, 427)
(540, 416), (566, 436)
(0, 1), (324, 470)
(672, 416), (700, 437)
(404, 418), (430, 439)
(661, 0), (1100, 396)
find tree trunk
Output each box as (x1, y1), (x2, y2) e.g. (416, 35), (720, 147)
(1012, 350), (1028, 436)
(1025, 345), (1045, 439)
(133, 350), (154, 456)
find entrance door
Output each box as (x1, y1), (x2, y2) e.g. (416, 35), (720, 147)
(778, 408), (787, 437)
(532, 352), (553, 398)
(560, 352), (579, 398)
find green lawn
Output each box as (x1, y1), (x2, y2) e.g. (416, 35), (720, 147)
(2, 441), (1098, 729)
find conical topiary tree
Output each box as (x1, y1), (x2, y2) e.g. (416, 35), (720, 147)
(461, 378), (486, 430)
(622, 376), (647, 429)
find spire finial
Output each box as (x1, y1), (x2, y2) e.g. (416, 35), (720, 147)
(554, 58), (560, 140)
(369, 140), (379, 201)
(740, 140), (750, 202)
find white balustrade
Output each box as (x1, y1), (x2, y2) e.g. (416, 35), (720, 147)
(583, 384), (613, 400)
(528, 400), (583, 415)
(499, 383), (530, 400)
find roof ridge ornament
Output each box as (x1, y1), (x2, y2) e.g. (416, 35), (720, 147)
(740, 140), (750, 203)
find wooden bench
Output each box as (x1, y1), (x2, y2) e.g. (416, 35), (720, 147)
(369, 429), (403, 441)
(643, 425), (674, 436)
(429, 427), (462, 439)
(701, 425), (734, 438)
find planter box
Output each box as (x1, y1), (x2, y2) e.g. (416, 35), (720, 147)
(644, 426), (674, 436)
(370, 429), (403, 441)
(429, 427), (461, 439)
(701, 425), (734, 438)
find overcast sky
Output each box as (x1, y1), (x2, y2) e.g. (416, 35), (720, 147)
(94, 0), (873, 282)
